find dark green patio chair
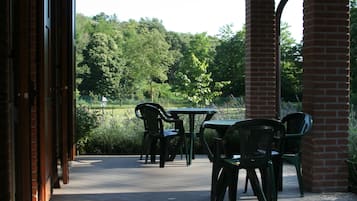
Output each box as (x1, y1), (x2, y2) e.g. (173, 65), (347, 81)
(279, 112), (313, 197)
(243, 117), (285, 195)
(135, 103), (187, 167)
(210, 119), (284, 201)
(135, 102), (177, 161)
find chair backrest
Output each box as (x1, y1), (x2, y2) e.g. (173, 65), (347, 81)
(135, 102), (172, 119)
(281, 112), (313, 154)
(135, 103), (145, 120)
(136, 104), (164, 137)
(281, 112), (313, 135)
(135, 103), (150, 137)
(223, 119), (285, 168)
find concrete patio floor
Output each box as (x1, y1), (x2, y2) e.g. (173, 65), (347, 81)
(51, 155), (357, 201)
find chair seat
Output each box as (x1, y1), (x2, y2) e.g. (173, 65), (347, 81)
(224, 153), (274, 168)
(223, 158), (240, 166)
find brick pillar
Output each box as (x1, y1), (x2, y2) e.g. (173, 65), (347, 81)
(302, 0), (350, 192)
(245, 0), (276, 118)
(30, 1), (39, 199)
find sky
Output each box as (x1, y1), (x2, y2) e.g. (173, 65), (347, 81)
(76, 0), (303, 41)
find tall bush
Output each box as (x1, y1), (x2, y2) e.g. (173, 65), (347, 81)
(349, 106), (357, 162)
(75, 105), (101, 154)
(85, 116), (143, 154)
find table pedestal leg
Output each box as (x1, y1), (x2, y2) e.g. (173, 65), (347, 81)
(189, 114), (195, 163)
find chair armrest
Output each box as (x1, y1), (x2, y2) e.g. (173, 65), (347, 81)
(161, 116), (179, 123)
(157, 106), (174, 119)
(161, 117), (185, 134)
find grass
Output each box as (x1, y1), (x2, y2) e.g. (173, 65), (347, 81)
(92, 103), (246, 127)
(89, 102), (193, 121)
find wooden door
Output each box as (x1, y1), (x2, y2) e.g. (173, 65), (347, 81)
(58, 0), (76, 184)
(1, 0), (30, 200)
(13, 0), (32, 200)
(39, 0), (55, 200)
(54, 0), (75, 185)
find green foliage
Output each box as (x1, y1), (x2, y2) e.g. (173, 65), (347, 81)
(75, 13), (304, 106)
(280, 23), (303, 101)
(352, 93), (357, 106)
(280, 101), (302, 118)
(143, 82), (177, 103)
(91, 13), (120, 37)
(175, 54), (225, 105)
(281, 60), (302, 101)
(75, 14), (93, 88)
(120, 19), (176, 100)
(85, 117), (143, 154)
(75, 106), (101, 153)
(212, 96), (246, 120)
(75, 99), (307, 155)
(211, 28), (245, 97)
(172, 33), (228, 105)
(78, 32), (125, 99)
(351, 5), (357, 99)
(349, 106), (357, 162)
(165, 31), (189, 83)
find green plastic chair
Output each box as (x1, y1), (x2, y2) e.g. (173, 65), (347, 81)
(135, 103), (187, 167)
(135, 103), (178, 161)
(210, 119), (285, 201)
(280, 112), (313, 197)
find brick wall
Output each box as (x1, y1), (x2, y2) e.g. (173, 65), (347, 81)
(30, 1), (39, 200)
(302, 0), (350, 192)
(245, 0), (277, 118)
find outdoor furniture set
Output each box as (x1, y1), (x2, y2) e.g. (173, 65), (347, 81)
(135, 102), (313, 201)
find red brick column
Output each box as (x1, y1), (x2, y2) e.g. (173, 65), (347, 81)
(245, 0), (277, 118)
(302, 0), (350, 192)
(30, 0), (39, 199)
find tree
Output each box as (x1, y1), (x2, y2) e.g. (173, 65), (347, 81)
(173, 33), (226, 105)
(165, 32), (190, 87)
(75, 13), (125, 99)
(91, 12), (121, 38)
(120, 19), (175, 101)
(78, 32), (125, 99)
(211, 26), (245, 97)
(75, 14), (93, 95)
(138, 17), (167, 34)
(280, 22), (303, 101)
(351, 3), (357, 104)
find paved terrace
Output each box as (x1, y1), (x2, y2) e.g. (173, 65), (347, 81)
(51, 155), (357, 201)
